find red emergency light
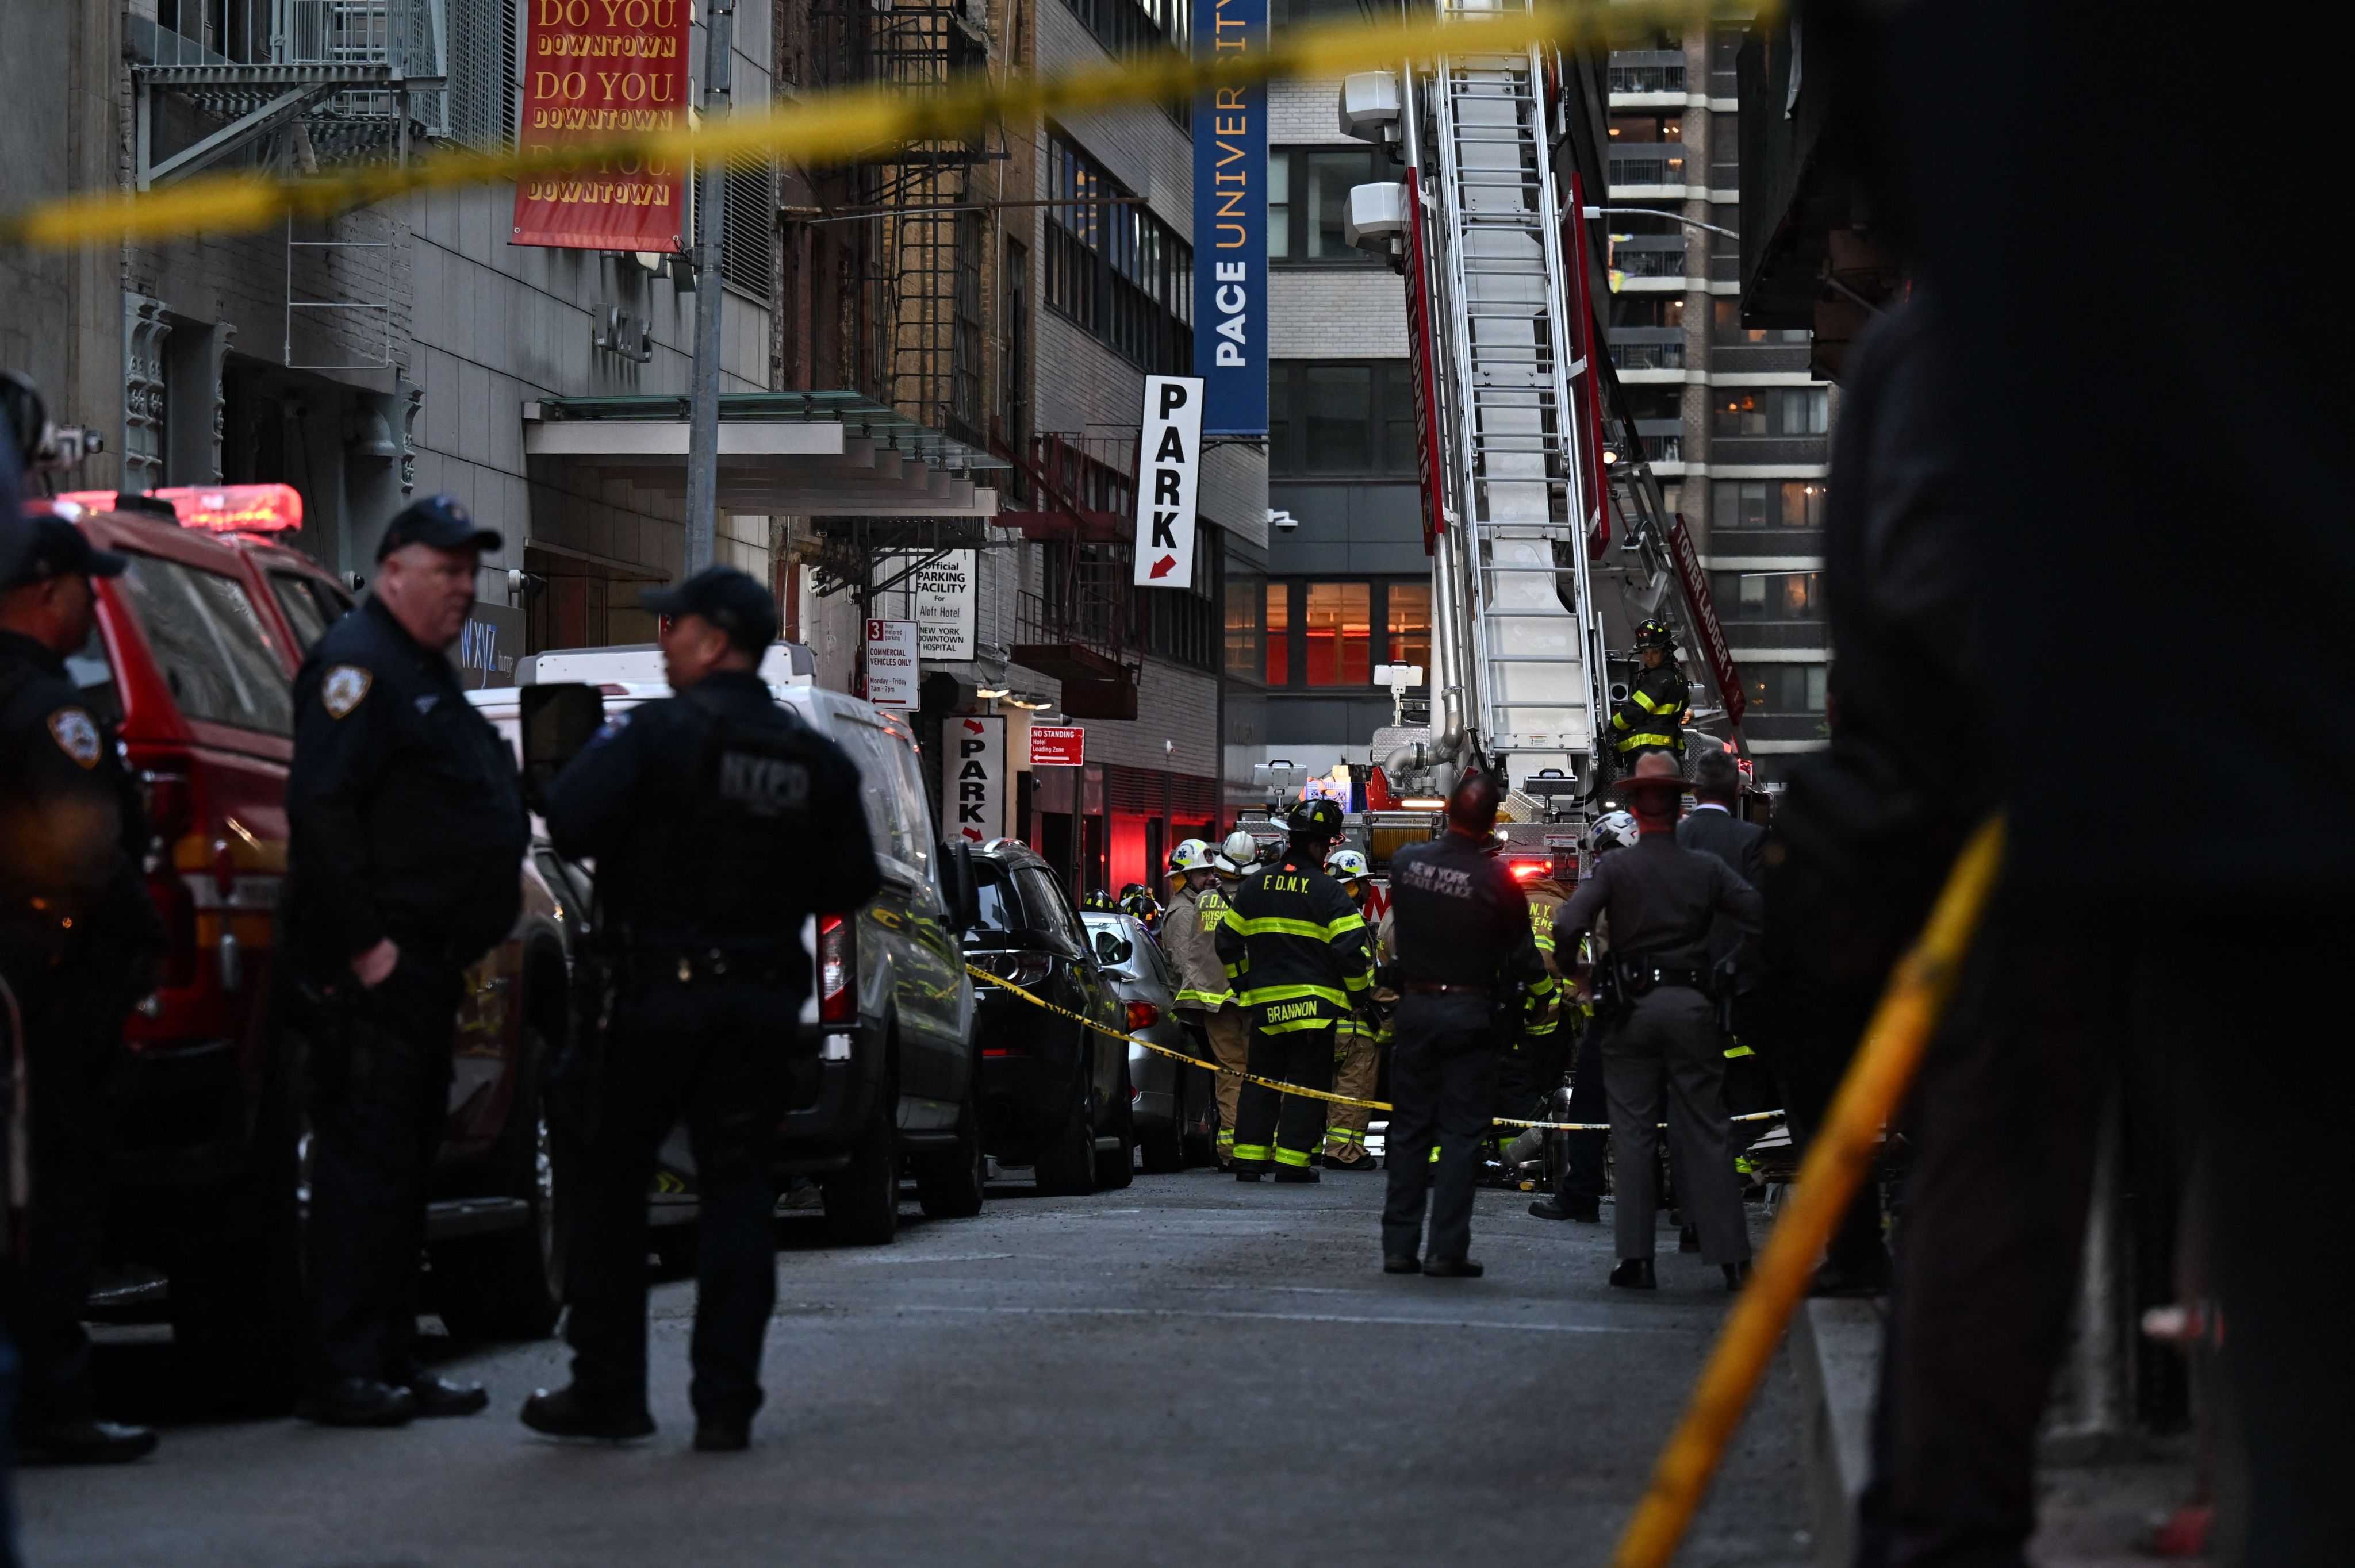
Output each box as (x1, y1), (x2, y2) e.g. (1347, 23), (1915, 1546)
(57, 484), (304, 535)
(1509, 860), (1546, 881)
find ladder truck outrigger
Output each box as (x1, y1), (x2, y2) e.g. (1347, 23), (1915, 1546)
(1271, 5), (1750, 883)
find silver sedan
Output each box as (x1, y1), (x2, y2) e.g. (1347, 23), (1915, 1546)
(1081, 912), (1215, 1172)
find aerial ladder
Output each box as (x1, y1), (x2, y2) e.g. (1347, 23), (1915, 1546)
(1337, 4), (1614, 833)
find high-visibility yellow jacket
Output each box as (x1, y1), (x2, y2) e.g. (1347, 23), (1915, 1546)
(1213, 850), (1375, 1035)
(1159, 882), (1236, 1013)
(1611, 664), (1692, 755)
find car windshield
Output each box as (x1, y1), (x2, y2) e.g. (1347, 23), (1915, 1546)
(116, 552), (294, 735)
(269, 571), (351, 654)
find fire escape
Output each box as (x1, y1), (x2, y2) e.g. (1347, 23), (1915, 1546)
(1002, 433), (1142, 718)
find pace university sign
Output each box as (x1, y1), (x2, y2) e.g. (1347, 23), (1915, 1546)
(1194, 0), (1267, 436)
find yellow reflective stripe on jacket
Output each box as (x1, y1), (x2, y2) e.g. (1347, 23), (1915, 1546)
(1616, 731), (1677, 752)
(1225, 913), (1364, 943)
(1240, 982), (1352, 1010)
(1724, 1042), (1754, 1059)
(1258, 1014), (1341, 1035)
(1630, 687), (1667, 714)
(1175, 985), (1236, 1007)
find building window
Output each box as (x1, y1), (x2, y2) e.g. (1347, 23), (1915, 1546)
(1271, 0), (1363, 26)
(1712, 386), (1827, 437)
(1712, 299), (1810, 345)
(1303, 583), (1371, 686)
(1712, 570), (1823, 621)
(1062, 0), (1186, 59)
(1620, 385), (1684, 424)
(1269, 147), (1386, 265)
(1264, 583), (1290, 685)
(1713, 480), (1828, 529)
(1224, 575), (1264, 682)
(1045, 132), (1194, 375)
(1744, 663), (1829, 714)
(1268, 360), (1417, 478)
(1384, 582), (1430, 668)
(1607, 114), (1683, 144)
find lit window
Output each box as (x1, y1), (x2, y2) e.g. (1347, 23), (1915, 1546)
(1265, 583), (1290, 686)
(1303, 583), (1371, 686)
(1385, 582), (1430, 670)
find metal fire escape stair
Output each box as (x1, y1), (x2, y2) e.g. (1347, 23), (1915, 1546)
(1424, 3), (1606, 785)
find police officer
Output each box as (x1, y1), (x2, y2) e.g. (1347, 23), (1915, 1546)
(1214, 798), (1372, 1182)
(1551, 752), (1761, 1291)
(1319, 849), (1384, 1172)
(1610, 620), (1692, 770)
(286, 495), (527, 1427)
(521, 567), (877, 1452)
(0, 513), (166, 1464)
(1159, 839), (1247, 1166)
(1379, 771), (1545, 1274)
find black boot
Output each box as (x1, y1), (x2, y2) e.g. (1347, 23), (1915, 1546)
(1423, 1257), (1484, 1278)
(519, 1384), (656, 1441)
(402, 1374), (490, 1417)
(1724, 1260), (1753, 1293)
(693, 1418), (752, 1452)
(1382, 1254), (1422, 1274)
(1271, 1166), (1320, 1184)
(1608, 1258), (1658, 1290)
(296, 1378), (417, 1428)
(15, 1418), (160, 1466)
(1527, 1196), (1600, 1223)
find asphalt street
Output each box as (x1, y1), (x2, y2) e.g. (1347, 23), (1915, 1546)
(20, 1170), (1808, 1568)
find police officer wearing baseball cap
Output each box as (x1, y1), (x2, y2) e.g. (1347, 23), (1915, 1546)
(521, 566), (879, 1452)
(285, 494), (527, 1427)
(0, 512), (168, 1462)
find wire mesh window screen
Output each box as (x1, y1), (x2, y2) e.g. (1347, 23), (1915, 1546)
(695, 162), (777, 299)
(441, 0), (519, 147)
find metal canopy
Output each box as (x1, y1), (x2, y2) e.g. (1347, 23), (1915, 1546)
(523, 393), (1005, 518)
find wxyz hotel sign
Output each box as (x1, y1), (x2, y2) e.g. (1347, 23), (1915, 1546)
(512, 0), (691, 251)
(1133, 376), (1205, 589)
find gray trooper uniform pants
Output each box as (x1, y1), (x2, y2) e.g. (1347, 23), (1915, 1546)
(1602, 987), (1751, 1267)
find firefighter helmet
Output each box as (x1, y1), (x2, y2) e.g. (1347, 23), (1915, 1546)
(1589, 810), (1640, 858)
(1081, 889), (1117, 911)
(1287, 797), (1346, 840)
(1216, 829), (1260, 875)
(1118, 886), (1160, 921)
(1633, 618), (1677, 653)
(1325, 848), (1370, 879)
(1169, 838), (1215, 874)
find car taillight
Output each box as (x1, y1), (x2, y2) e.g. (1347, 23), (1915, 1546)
(973, 951), (1052, 988)
(818, 914), (855, 1025)
(141, 769), (194, 846)
(1125, 1000), (1159, 1033)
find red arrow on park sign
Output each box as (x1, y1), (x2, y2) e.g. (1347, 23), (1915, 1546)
(1147, 554), (1177, 579)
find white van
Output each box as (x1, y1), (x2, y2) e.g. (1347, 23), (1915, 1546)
(469, 642), (983, 1244)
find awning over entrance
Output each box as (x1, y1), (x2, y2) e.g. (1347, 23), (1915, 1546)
(521, 391), (1005, 517)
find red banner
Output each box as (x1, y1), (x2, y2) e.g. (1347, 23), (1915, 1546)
(511, 0), (691, 252)
(1401, 167), (1449, 557)
(1667, 513), (1746, 728)
(1562, 172), (1612, 559)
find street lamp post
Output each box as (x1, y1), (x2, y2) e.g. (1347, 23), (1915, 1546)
(684, 0), (737, 578)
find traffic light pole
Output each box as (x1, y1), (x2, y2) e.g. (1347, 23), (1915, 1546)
(684, 0), (736, 578)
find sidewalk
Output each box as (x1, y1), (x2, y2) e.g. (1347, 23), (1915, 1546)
(1789, 1299), (2208, 1566)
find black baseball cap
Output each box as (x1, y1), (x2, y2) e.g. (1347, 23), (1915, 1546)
(640, 566), (779, 653)
(5, 513), (129, 589)
(375, 493), (501, 562)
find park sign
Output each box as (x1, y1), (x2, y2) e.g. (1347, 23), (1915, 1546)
(1132, 375), (1205, 589)
(511, 0), (691, 252)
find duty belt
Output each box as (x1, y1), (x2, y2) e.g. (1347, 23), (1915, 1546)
(1623, 964), (1709, 994)
(625, 947), (795, 986)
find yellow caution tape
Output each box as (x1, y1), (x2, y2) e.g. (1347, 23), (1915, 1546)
(969, 962), (1788, 1132)
(2, 0), (1742, 249)
(1611, 816), (2007, 1568)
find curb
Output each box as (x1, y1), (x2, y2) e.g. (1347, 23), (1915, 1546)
(1791, 1296), (1884, 1568)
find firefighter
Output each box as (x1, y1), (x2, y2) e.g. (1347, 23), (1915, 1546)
(1496, 848), (1574, 1160)
(1214, 799), (1374, 1182)
(1159, 839), (1248, 1167)
(1610, 619), (1692, 769)
(1320, 849), (1384, 1172)
(1215, 828), (1260, 883)
(1529, 810), (1637, 1224)
(1379, 771), (1548, 1274)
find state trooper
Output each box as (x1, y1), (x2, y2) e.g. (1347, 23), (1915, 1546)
(286, 495), (528, 1427)
(1159, 839), (1248, 1166)
(0, 513), (166, 1464)
(1379, 771), (1547, 1275)
(523, 567), (878, 1452)
(1551, 752), (1762, 1292)
(1319, 848), (1384, 1173)
(1214, 798), (1372, 1182)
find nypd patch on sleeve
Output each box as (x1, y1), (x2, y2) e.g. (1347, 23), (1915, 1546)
(47, 707), (102, 769)
(321, 665), (373, 719)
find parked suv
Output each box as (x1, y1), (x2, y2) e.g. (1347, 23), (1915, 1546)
(962, 839), (1133, 1194)
(480, 643), (983, 1246)
(58, 490), (573, 1402)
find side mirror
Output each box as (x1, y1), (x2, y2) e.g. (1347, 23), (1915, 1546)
(940, 840), (981, 931)
(519, 682), (605, 798)
(1093, 929), (1134, 968)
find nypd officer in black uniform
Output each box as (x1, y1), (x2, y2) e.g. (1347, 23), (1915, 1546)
(1379, 770), (1547, 1276)
(286, 495), (527, 1427)
(1552, 751), (1762, 1292)
(521, 567), (877, 1452)
(0, 513), (167, 1463)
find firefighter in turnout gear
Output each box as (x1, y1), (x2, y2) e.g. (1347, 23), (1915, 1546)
(1611, 619), (1692, 767)
(1379, 771), (1548, 1274)
(1321, 849), (1384, 1172)
(1215, 798), (1374, 1182)
(1160, 839), (1249, 1166)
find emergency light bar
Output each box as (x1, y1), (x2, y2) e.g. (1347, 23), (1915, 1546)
(57, 484), (304, 535)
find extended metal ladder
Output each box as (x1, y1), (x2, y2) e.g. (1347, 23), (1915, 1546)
(1420, 0), (1608, 787)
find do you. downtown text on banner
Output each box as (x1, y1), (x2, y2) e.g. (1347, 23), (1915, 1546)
(512, 0), (693, 251)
